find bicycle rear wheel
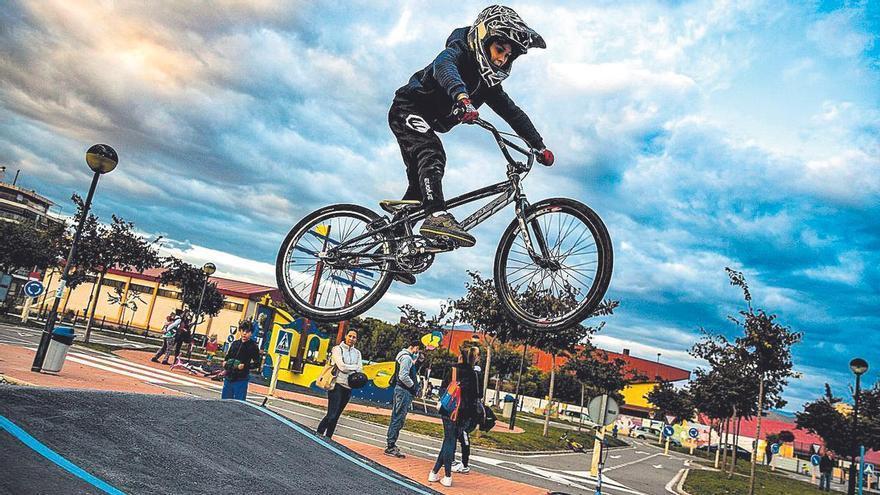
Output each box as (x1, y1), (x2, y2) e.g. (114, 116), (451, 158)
(275, 204), (393, 322)
(494, 198), (613, 331)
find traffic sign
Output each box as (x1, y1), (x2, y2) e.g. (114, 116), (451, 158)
(865, 464), (875, 475)
(23, 280), (44, 298)
(226, 335), (235, 344)
(811, 454), (821, 466)
(770, 443), (780, 454)
(275, 330), (293, 355)
(587, 395), (620, 426)
(663, 425), (675, 438)
(688, 427), (699, 439)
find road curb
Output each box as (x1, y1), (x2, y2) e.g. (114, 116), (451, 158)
(0, 373), (36, 387)
(677, 469), (691, 495)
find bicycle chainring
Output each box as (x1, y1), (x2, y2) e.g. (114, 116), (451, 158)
(395, 237), (435, 274)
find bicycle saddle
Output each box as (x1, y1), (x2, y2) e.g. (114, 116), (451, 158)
(379, 199), (421, 214)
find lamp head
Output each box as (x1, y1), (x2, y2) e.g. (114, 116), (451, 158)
(850, 358), (869, 376)
(85, 144), (118, 173)
(202, 262), (216, 276)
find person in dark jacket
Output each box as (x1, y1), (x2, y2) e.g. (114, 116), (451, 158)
(428, 345), (482, 487)
(819, 451), (834, 491)
(388, 5), (553, 260)
(221, 321), (261, 400)
(385, 340), (422, 458)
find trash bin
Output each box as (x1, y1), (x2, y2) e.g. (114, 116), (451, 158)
(43, 326), (75, 373)
(502, 393), (516, 418)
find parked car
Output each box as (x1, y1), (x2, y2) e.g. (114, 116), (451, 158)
(697, 443), (753, 462)
(630, 426), (662, 441)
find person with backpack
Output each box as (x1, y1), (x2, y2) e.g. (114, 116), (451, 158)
(451, 362), (483, 474)
(429, 345), (482, 487)
(384, 340), (422, 458)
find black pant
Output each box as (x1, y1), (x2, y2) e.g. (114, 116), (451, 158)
(457, 428), (470, 467)
(317, 385), (352, 439)
(388, 97), (447, 214)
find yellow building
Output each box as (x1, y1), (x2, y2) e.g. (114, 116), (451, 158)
(38, 267), (279, 341)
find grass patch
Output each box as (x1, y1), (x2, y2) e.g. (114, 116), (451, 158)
(74, 341), (119, 354)
(342, 409), (621, 452)
(684, 468), (825, 495)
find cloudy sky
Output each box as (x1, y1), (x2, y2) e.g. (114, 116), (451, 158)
(1, 0), (877, 409)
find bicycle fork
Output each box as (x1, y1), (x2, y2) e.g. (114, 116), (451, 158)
(514, 199), (559, 269)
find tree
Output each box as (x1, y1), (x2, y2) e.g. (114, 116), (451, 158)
(159, 256), (224, 323)
(647, 380), (695, 425)
(796, 383), (880, 456)
(79, 213), (162, 342)
(489, 343), (530, 403)
(533, 322), (596, 436)
(0, 220), (67, 275)
(455, 271), (525, 398)
(722, 268), (801, 495)
(564, 345), (644, 403)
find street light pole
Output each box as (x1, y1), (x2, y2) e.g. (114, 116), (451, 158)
(848, 358), (868, 495)
(31, 145), (117, 372)
(186, 262), (216, 361)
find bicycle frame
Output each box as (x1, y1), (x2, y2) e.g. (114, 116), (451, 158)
(323, 119), (554, 269)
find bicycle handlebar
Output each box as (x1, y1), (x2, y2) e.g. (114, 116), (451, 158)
(471, 118), (538, 172)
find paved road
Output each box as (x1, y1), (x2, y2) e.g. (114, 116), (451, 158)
(0, 322), (689, 494)
(0, 323), (155, 350)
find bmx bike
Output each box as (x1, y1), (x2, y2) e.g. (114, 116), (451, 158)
(276, 118), (612, 331)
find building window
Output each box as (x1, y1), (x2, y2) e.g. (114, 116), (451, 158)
(101, 279), (125, 290)
(223, 301), (244, 312)
(128, 283), (155, 295)
(157, 289), (180, 300)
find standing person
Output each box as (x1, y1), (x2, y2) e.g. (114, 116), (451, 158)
(153, 309), (182, 364)
(452, 358), (483, 475)
(429, 345), (481, 487)
(387, 5), (552, 259)
(317, 329), (363, 439)
(221, 321), (261, 400)
(205, 334), (220, 363)
(819, 451), (834, 492)
(385, 340), (422, 458)
(764, 440), (774, 466)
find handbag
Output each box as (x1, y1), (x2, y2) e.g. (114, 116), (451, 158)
(438, 367), (461, 420)
(316, 350), (338, 390)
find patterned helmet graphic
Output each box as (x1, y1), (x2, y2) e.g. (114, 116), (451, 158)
(468, 5), (546, 87)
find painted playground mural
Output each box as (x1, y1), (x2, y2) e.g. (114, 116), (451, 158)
(256, 295), (397, 404)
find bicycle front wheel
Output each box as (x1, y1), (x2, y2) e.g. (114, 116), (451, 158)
(494, 198), (613, 331)
(275, 204), (393, 322)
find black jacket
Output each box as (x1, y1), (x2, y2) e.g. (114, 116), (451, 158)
(819, 455), (834, 474)
(440, 363), (484, 425)
(395, 27), (544, 149)
(224, 339), (261, 382)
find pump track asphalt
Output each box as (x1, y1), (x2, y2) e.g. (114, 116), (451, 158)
(0, 386), (442, 495)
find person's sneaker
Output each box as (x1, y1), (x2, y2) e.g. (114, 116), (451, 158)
(440, 476), (453, 487)
(451, 462), (470, 474)
(160, 360), (169, 365)
(384, 446), (405, 458)
(427, 471), (440, 483)
(393, 272), (417, 285)
(150, 357), (159, 363)
(419, 211), (476, 248)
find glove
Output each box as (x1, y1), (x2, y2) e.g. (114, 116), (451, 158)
(453, 97), (479, 123)
(537, 148), (554, 166)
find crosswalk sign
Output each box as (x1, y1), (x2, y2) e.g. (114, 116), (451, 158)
(275, 330), (293, 355)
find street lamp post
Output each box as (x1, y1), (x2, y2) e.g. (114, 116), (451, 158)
(847, 358), (868, 495)
(31, 145), (117, 372)
(186, 262), (216, 361)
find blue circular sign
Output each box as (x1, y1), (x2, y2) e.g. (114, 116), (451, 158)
(771, 443), (780, 454)
(688, 427), (699, 439)
(23, 281), (44, 298)
(811, 454), (821, 466)
(663, 425), (675, 438)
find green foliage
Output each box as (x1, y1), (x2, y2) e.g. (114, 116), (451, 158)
(684, 468), (826, 495)
(647, 380), (695, 424)
(0, 219), (68, 274)
(159, 257), (224, 317)
(454, 270), (523, 343)
(563, 345), (644, 401)
(796, 383), (880, 455)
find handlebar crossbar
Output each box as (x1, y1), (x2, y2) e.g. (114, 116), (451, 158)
(472, 118), (536, 171)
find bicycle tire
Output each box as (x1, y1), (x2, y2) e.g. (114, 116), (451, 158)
(493, 198), (613, 331)
(275, 204), (393, 322)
